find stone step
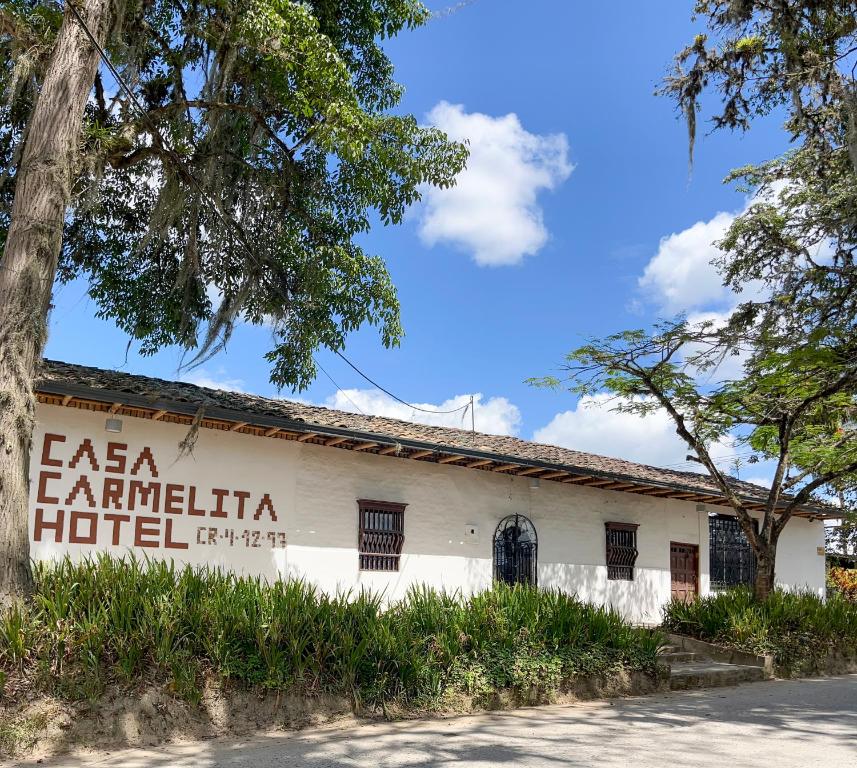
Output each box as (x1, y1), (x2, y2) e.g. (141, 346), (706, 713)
(669, 661), (767, 691)
(660, 651), (699, 664)
(658, 645), (682, 655)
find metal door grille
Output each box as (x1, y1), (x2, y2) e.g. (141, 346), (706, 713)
(605, 522), (638, 580)
(358, 499), (406, 571)
(493, 514), (538, 586)
(709, 514), (756, 589)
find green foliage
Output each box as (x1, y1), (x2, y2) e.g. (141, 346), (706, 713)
(533, 3), (857, 597)
(661, 3), (857, 473)
(529, 313), (852, 579)
(662, 588), (857, 675)
(663, 1), (857, 169)
(0, 1), (467, 389)
(0, 556), (663, 709)
(828, 566), (857, 601)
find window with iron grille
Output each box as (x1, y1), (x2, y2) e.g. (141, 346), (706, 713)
(358, 499), (406, 571)
(605, 522), (638, 580)
(709, 514), (756, 590)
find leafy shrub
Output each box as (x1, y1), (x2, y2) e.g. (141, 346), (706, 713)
(0, 556), (663, 709)
(828, 567), (857, 601)
(662, 588), (857, 675)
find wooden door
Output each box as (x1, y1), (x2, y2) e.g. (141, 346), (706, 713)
(670, 542), (699, 602)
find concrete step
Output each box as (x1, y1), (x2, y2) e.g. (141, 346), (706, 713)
(660, 651), (699, 664)
(669, 661), (768, 691)
(658, 645), (682, 655)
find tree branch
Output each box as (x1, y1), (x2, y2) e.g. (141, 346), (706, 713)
(776, 459), (857, 537)
(106, 146), (169, 170)
(0, 9), (41, 49)
(145, 100), (296, 160)
(630, 366), (763, 550)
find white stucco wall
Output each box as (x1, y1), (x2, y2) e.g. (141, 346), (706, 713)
(29, 404), (827, 624)
(769, 514), (827, 595)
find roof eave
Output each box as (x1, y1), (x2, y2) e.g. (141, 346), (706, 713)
(35, 378), (836, 520)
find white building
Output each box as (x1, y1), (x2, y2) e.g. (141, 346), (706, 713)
(30, 360), (831, 624)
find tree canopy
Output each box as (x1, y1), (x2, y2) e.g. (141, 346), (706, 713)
(0, 0), (466, 390)
(533, 1), (857, 597)
(662, 0), (857, 349)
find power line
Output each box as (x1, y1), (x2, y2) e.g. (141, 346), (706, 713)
(68, 6), (471, 422)
(334, 351), (470, 414)
(314, 358), (366, 415)
(658, 449), (761, 471)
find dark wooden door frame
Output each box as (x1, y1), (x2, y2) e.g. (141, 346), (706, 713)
(670, 541), (699, 602)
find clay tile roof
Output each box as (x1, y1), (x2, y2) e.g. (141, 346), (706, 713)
(35, 359), (805, 508)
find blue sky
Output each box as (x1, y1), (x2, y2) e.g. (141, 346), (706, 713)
(46, 0), (788, 479)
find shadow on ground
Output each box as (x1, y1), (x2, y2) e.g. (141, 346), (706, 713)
(25, 675), (857, 768)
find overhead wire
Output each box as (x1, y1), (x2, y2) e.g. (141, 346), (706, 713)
(334, 351), (470, 414)
(313, 358), (366, 415)
(67, 5), (470, 420)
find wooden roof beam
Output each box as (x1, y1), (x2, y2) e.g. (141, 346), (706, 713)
(352, 442), (378, 452)
(467, 458), (495, 469)
(635, 487), (675, 498)
(326, 436), (350, 447)
(409, 449), (434, 460)
(151, 409), (168, 421)
(377, 445), (400, 455)
(61, 394), (74, 406)
(229, 421), (248, 432)
(297, 432), (319, 442)
(438, 454), (465, 464)
(493, 463), (520, 473)
(264, 427), (281, 437)
(540, 471), (569, 480)
(517, 467), (545, 476)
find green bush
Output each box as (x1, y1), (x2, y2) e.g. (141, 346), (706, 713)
(662, 588), (857, 675)
(0, 556), (663, 709)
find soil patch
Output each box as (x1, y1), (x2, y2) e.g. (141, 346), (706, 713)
(1, 670), (666, 762)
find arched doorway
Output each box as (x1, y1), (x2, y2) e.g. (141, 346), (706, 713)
(493, 514), (538, 586)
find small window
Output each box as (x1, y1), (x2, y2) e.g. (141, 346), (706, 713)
(358, 499), (406, 571)
(605, 522), (638, 580)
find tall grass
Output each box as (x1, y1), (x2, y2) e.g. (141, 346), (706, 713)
(662, 588), (857, 674)
(0, 556), (662, 708)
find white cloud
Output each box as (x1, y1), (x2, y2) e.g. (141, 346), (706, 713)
(182, 368), (246, 393)
(639, 211), (736, 314)
(533, 394), (735, 471)
(418, 101), (572, 266)
(639, 184), (794, 316)
(177, 364), (520, 436)
(325, 389), (522, 436)
(743, 476), (773, 491)
(683, 309), (750, 383)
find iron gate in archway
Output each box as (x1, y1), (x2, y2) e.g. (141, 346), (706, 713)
(493, 514), (538, 586)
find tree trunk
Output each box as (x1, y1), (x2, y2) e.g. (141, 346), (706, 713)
(0, 0), (111, 604)
(753, 547), (777, 601)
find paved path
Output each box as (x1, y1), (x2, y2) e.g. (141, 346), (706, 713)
(24, 675), (857, 768)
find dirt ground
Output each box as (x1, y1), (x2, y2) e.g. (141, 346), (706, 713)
(0, 669), (664, 762)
